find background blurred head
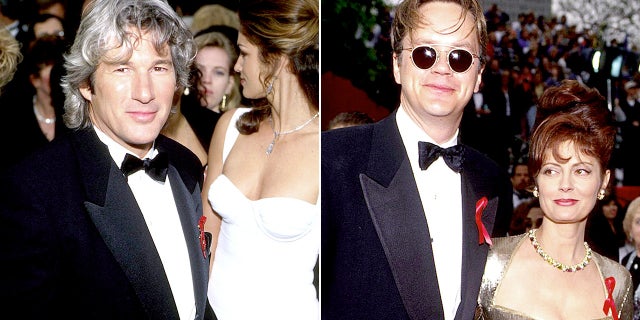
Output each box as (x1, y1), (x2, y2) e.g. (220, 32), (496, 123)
(0, 27), (22, 93)
(188, 4), (241, 113)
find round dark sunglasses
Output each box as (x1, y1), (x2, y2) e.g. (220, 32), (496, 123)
(403, 45), (480, 73)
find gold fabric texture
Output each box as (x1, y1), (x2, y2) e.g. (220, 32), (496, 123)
(475, 234), (634, 320)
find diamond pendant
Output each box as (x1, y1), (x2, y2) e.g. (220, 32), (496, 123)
(266, 134), (277, 155)
(266, 140), (275, 155)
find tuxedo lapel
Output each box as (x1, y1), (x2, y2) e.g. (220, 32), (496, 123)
(165, 164), (209, 319)
(455, 150), (499, 320)
(360, 114), (444, 320)
(74, 129), (179, 318)
(457, 179), (491, 320)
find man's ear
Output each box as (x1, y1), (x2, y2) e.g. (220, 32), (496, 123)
(474, 65), (485, 93)
(392, 52), (401, 85)
(79, 84), (93, 102)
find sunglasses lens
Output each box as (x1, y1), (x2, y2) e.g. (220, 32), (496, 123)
(412, 46), (437, 69)
(449, 49), (474, 72)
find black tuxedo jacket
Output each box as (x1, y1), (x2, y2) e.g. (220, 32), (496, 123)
(321, 111), (512, 320)
(0, 128), (211, 319)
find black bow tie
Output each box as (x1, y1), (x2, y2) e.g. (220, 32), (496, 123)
(418, 141), (465, 172)
(121, 152), (169, 182)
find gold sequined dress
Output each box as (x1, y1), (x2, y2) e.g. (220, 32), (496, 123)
(476, 234), (634, 320)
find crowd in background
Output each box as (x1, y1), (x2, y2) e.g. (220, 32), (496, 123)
(474, 4), (640, 276)
(459, 3), (640, 188)
(326, 2), (640, 188)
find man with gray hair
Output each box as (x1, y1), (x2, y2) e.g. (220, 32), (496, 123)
(0, 0), (214, 318)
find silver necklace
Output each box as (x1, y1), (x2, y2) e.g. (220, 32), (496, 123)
(266, 112), (318, 155)
(33, 104), (56, 124)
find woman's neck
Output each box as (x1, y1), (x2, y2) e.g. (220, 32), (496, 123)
(34, 95), (55, 117)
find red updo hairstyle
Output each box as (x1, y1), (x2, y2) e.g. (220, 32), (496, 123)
(528, 80), (616, 178)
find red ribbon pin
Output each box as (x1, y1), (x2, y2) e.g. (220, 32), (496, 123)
(603, 277), (618, 320)
(198, 215), (208, 259)
(475, 197), (492, 246)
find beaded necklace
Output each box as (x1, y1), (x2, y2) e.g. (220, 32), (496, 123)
(528, 229), (592, 272)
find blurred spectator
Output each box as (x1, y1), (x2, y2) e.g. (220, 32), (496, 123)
(163, 27), (241, 168)
(31, 13), (64, 39)
(0, 27), (21, 93)
(189, 4), (239, 36)
(619, 80), (640, 185)
(327, 111), (373, 130)
(586, 192), (627, 262)
(510, 160), (532, 209)
(0, 0), (34, 55)
(190, 28), (240, 113)
(460, 78), (511, 170)
(509, 198), (541, 235)
(621, 196), (640, 315)
(189, 3), (242, 110)
(0, 34), (69, 173)
(36, 0), (65, 20)
(162, 3), (242, 169)
(484, 3), (509, 33)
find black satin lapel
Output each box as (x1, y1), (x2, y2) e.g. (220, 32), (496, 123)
(360, 159), (445, 320)
(84, 167), (178, 319)
(167, 165), (209, 319)
(456, 178), (495, 320)
(73, 128), (112, 206)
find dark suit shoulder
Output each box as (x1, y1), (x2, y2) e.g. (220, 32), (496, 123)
(4, 128), (80, 178)
(322, 123), (377, 180)
(0, 130), (90, 214)
(157, 134), (203, 189)
(462, 144), (514, 236)
(323, 123), (374, 154)
(157, 133), (201, 164)
(463, 144), (508, 178)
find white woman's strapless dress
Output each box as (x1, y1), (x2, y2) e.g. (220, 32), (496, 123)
(207, 108), (319, 320)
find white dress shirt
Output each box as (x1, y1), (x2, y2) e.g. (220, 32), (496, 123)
(397, 106), (463, 320)
(94, 127), (196, 320)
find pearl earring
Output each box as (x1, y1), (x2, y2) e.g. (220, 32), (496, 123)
(597, 189), (605, 200)
(532, 186), (539, 198)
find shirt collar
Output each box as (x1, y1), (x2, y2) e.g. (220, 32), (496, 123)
(396, 105), (459, 149)
(93, 126), (157, 169)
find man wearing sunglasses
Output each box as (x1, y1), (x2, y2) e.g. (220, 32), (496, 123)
(321, 0), (513, 319)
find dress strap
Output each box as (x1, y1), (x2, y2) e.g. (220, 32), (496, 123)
(222, 108), (251, 164)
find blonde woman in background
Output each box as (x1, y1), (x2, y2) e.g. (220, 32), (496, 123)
(190, 29), (241, 114)
(190, 4), (240, 36)
(0, 27), (21, 93)
(162, 5), (241, 170)
(621, 196), (640, 319)
(188, 4), (242, 114)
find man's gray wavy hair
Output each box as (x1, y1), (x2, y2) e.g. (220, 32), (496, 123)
(62, 0), (196, 129)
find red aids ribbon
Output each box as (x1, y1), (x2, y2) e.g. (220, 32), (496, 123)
(475, 197), (492, 246)
(198, 216), (208, 259)
(603, 277), (618, 320)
